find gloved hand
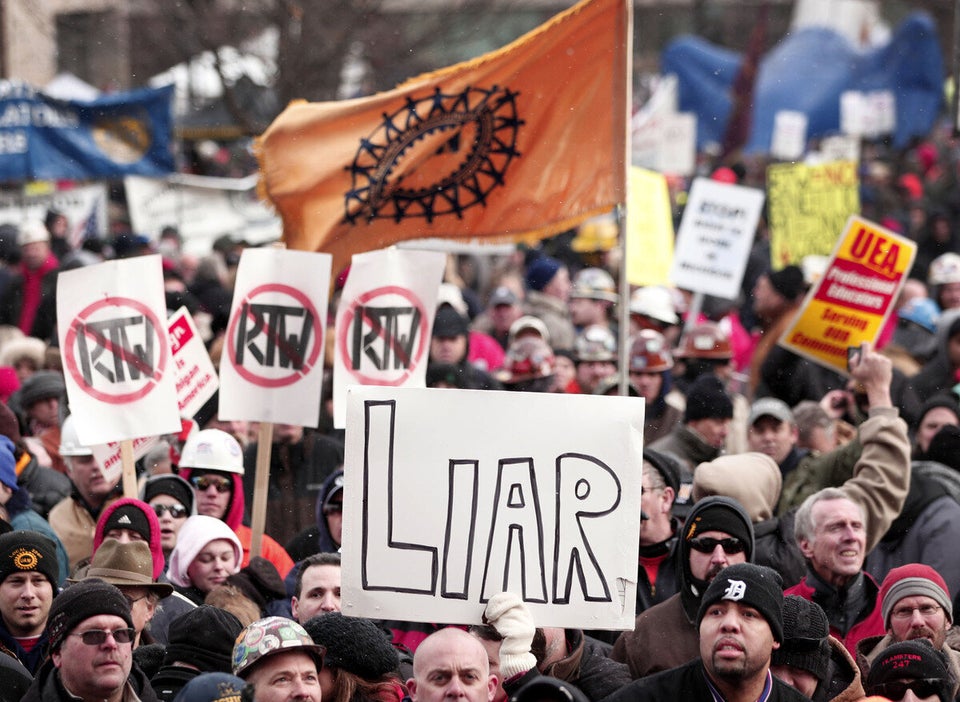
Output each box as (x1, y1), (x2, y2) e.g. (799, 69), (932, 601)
(483, 592), (537, 678)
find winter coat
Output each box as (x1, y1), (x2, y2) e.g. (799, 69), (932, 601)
(604, 659), (810, 702)
(21, 657), (161, 702)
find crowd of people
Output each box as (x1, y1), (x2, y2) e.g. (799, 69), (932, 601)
(1, 128), (960, 702)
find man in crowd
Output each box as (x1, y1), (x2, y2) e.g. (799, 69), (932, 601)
(49, 415), (120, 570)
(567, 268), (617, 333)
(80, 540), (172, 648)
(22, 578), (158, 702)
(634, 449), (682, 616)
(409, 627), (497, 702)
(291, 552), (342, 623)
(612, 496), (754, 678)
(0, 219), (59, 341)
(522, 256), (575, 351)
(232, 616), (324, 702)
(573, 324), (617, 395)
(606, 563), (808, 701)
(0, 531), (58, 674)
(856, 563), (960, 696)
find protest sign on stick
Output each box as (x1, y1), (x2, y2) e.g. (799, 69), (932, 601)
(219, 248), (331, 557)
(779, 215), (916, 374)
(341, 386), (644, 630)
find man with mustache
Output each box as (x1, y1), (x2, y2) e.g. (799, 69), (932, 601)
(607, 563), (808, 701)
(855, 564), (960, 699)
(611, 496), (755, 678)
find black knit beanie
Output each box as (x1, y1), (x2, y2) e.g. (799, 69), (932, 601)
(684, 501), (753, 557)
(866, 640), (952, 702)
(683, 375), (733, 422)
(698, 563), (784, 642)
(142, 475), (195, 515)
(102, 503), (152, 542)
(302, 612), (399, 680)
(643, 448), (681, 494)
(163, 605), (244, 673)
(47, 578), (133, 651)
(0, 530), (59, 589)
(767, 265), (805, 302)
(770, 595), (831, 682)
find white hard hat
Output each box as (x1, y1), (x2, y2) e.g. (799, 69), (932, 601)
(179, 428), (244, 475)
(59, 415), (93, 457)
(17, 220), (49, 247)
(929, 253), (960, 286)
(629, 286), (679, 325)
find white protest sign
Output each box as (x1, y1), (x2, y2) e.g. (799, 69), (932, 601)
(333, 248), (446, 428)
(91, 435), (160, 488)
(841, 90), (896, 139)
(57, 255), (181, 445)
(341, 386), (644, 630)
(669, 178), (765, 299)
(810, 135), (861, 165)
(169, 306), (219, 419)
(658, 113), (697, 176)
(771, 110), (808, 161)
(125, 174), (281, 256)
(218, 248), (331, 426)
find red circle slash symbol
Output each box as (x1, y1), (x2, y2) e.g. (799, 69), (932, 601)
(338, 286), (429, 385)
(63, 297), (168, 404)
(226, 284), (322, 388)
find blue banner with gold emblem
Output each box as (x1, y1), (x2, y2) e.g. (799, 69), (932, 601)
(0, 82), (174, 181)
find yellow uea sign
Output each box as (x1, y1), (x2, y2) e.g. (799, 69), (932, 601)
(779, 215), (916, 374)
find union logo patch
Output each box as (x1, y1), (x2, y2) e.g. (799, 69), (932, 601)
(345, 85), (523, 224)
(12, 547), (41, 570)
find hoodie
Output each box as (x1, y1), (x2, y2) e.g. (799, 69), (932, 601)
(93, 497), (166, 580)
(910, 307), (960, 402)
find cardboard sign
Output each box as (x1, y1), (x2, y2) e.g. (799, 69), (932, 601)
(332, 248), (445, 428)
(341, 386), (644, 630)
(169, 306), (219, 419)
(841, 90), (896, 139)
(218, 248), (331, 426)
(626, 167), (674, 286)
(767, 160), (860, 268)
(669, 178), (764, 299)
(779, 216), (916, 374)
(771, 110), (808, 161)
(57, 255), (181, 445)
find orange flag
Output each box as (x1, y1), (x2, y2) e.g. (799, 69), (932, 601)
(257, 0), (631, 275)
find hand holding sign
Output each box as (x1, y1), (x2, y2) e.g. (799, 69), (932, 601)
(483, 592), (537, 678)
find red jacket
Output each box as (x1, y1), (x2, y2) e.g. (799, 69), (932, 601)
(784, 573), (885, 658)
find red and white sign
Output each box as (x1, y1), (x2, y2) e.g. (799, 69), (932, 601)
(219, 248), (331, 426)
(57, 255), (181, 445)
(168, 306), (219, 418)
(333, 248), (445, 428)
(92, 435), (160, 488)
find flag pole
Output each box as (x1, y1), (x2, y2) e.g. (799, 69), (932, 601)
(617, 0), (634, 397)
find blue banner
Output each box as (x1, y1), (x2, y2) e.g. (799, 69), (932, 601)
(0, 82), (175, 181)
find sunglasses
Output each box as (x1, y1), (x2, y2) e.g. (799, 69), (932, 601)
(152, 504), (188, 519)
(687, 536), (746, 555)
(190, 475), (232, 493)
(870, 679), (945, 700)
(70, 628), (136, 646)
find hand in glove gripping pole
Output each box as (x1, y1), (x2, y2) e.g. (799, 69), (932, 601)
(483, 592), (538, 679)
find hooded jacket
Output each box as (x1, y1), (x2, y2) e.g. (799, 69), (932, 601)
(611, 496), (755, 679)
(93, 497), (166, 580)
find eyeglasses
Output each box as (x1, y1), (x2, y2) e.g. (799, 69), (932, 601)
(124, 593), (149, 607)
(190, 475), (232, 493)
(687, 536), (746, 555)
(152, 504), (188, 518)
(890, 603), (943, 620)
(870, 679), (945, 700)
(70, 628), (136, 646)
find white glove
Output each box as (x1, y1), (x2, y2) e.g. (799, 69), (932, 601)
(483, 592), (537, 678)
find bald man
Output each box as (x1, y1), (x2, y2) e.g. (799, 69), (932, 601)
(408, 628), (498, 702)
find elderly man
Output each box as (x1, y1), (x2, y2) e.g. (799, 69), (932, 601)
(232, 616), (325, 702)
(607, 563), (808, 701)
(855, 564), (960, 697)
(612, 496), (755, 678)
(21, 578), (158, 702)
(0, 531), (58, 674)
(409, 627), (497, 702)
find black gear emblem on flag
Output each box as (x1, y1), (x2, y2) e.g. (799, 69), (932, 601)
(344, 85), (523, 224)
